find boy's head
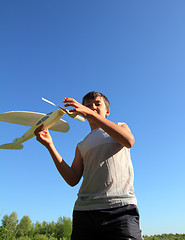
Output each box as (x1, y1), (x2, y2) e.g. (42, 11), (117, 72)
(82, 91), (110, 110)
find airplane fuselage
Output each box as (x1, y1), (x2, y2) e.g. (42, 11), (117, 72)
(15, 109), (66, 144)
(0, 109), (66, 149)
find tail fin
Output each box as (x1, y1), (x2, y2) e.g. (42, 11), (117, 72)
(0, 142), (23, 150)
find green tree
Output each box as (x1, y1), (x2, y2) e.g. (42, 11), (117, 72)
(0, 226), (8, 240)
(55, 217), (64, 239)
(46, 221), (56, 238)
(16, 215), (34, 238)
(33, 234), (49, 240)
(33, 220), (57, 239)
(61, 217), (72, 240)
(34, 221), (42, 235)
(17, 236), (31, 240)
(49, 237), (57, 240)
(1, 211), (18, 239)
(143, 234), (185, 240)
(55, 216), (72, 240)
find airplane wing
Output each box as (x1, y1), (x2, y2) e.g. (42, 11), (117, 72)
(0, 111), (69, 133)
(50, 119), (69, 132)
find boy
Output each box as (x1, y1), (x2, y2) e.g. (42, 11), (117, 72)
(34, 91), (143, 240)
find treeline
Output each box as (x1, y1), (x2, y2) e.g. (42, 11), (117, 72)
(143, 233), (185, 240)
(0, 212), (72, 240)
(0, 212), (185, 240)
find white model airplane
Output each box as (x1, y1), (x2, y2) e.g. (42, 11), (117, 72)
(0, 98), (85, 150)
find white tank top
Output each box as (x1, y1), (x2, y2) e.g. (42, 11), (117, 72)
(74, 123), (137, 211)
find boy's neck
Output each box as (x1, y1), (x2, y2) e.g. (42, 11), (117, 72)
(89, 122), (99, 131)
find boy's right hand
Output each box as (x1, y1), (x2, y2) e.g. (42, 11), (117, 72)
(63, 97), (93, 119)
(34, 124), (53, 148)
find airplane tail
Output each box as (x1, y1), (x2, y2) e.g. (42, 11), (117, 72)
(0, 138), (23, 150)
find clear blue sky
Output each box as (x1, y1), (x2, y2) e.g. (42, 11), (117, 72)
(0, 0), (185, 236)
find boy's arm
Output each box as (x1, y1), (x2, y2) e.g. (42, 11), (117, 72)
(47, 144), (83, 186)
(34, 126), (83, 187)
(88, 115), (135, 148)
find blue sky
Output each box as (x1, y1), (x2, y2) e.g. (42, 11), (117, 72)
(0, 0), (185, 236)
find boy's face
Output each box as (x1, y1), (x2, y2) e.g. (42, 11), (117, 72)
(83, 96), (110, 118)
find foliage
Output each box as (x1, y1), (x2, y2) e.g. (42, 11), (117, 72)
(0, 226), (8, 240)
(16, 216), (34, 238)
(33, 234), (49, 240)
(143, 233), (185, 240)
(1, 211), (18, 239)
(55, 217), (72, 240)
(17, 237), (31, 240)
(1, 212), (71, 240)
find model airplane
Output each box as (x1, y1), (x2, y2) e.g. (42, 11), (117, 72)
(0, 98), (85, 150)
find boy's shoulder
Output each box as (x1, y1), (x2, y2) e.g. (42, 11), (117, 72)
(78, 123), (124, 154)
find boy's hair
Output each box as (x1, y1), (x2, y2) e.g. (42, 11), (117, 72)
(82, 91), (110, 110)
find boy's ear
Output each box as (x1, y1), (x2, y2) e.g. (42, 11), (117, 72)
(106, 108), (110, 117)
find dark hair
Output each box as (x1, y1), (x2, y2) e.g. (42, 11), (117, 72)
(82, 91), (110, 109)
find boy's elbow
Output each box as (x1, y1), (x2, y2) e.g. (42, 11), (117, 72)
(125, 137), (135, 148)
(129, 137), (135, 148)
(68, 175), (81, 187)
(69, 181), (79, 187)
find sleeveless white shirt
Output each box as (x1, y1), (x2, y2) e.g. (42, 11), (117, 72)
(74, 124), (137, 211)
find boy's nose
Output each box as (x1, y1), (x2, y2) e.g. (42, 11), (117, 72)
(91, 103), (97, 110)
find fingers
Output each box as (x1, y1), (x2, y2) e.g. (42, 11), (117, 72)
(34, 124), (48, 140)
(63, 97), (78, 104)
(62, 97), (88, 117)
(63, 97), (76, 104)
(63, 97), (79, 108)
(34, 124), (44, 136)
(63, 97), (76, 102)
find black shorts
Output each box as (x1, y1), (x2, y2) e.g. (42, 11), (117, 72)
(71, 204), (143, 240)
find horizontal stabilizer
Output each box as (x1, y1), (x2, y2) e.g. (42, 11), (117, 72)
(0, 143), (23, 150)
